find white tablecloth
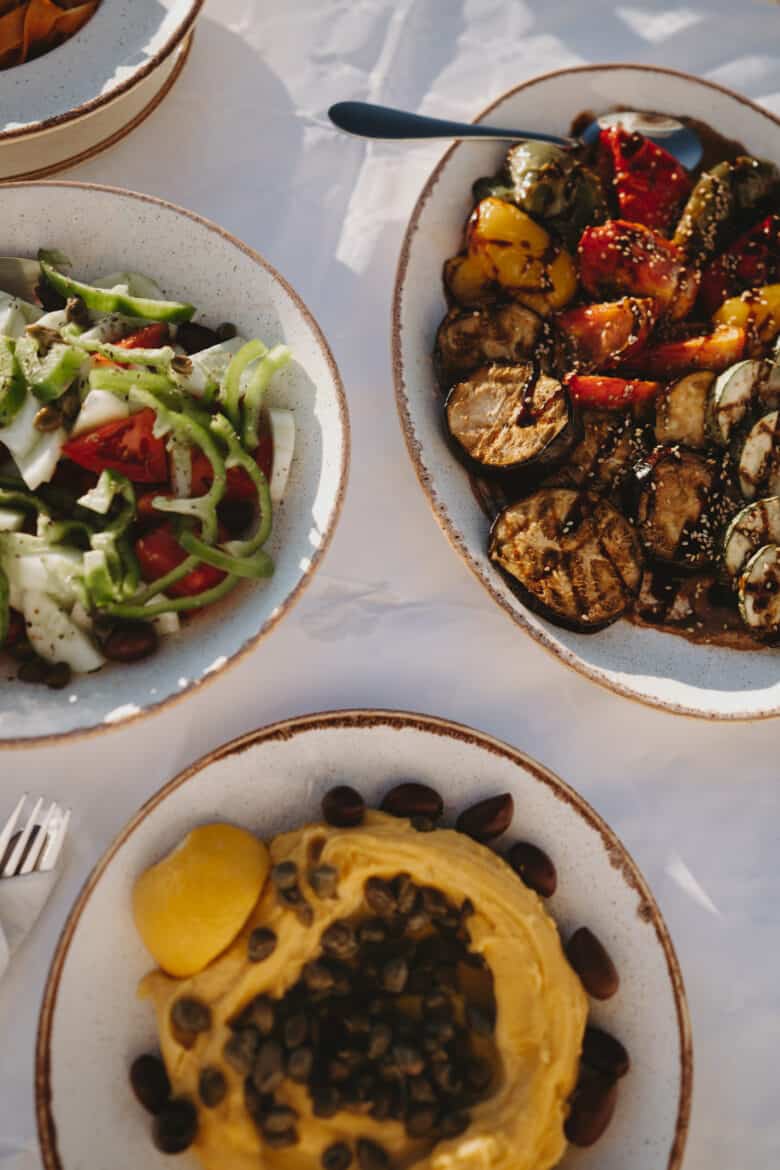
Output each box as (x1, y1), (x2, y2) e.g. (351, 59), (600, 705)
(2, 1), (780, 1166)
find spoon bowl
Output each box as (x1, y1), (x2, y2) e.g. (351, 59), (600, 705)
(328, 100), (703, 169)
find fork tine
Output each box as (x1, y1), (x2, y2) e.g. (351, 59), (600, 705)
(40, 808), (70, 872)
(0, 794), (27, 866)
(19, 801), (57, 876)
(2, 796), (43, 878)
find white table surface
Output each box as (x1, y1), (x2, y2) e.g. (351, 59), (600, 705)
(2, 1), (780, 1167)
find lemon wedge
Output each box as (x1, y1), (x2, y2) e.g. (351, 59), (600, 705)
(132, 824), (269, 977)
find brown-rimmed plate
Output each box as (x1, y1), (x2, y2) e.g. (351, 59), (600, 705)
(393, 64), (780, 719)
(0, 183), (349, 743)
(36, 708), (691, 1170)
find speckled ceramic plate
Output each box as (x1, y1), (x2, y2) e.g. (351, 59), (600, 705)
(0, 183), (349, 743)
(393, 64), (780, 719)
(0, 0), (203, 179)
(36, 709), (691, 1170)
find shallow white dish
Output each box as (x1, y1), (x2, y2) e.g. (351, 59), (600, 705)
(0, 0), (202, 179)
(36, 709), (691, 1170)
(0, 183), (348, 743)
(393, 64), (780, 719)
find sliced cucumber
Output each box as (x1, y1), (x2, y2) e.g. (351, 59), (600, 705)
(707, 359), (768, 446)
(0, 338), (26, 427)
(40, 261), (194, 324)
(0, 508), (25, 532)
(736, 410), (780, 499)
(15, 335), (84, 403)
(655, 371), (714, 449)
(173, 336), (246, 397)
(723, 496), (780, 580)
(738, 543), (780, 638)
(93, 271), (165, 300)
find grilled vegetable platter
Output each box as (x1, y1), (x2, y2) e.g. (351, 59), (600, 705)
(0, 251), (295, 686)
(435, 116), (780, 645)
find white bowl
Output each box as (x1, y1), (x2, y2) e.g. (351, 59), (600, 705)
(36, 709), (691, 1170)
(393, 65), (780, 720)
(0, 0), (202, 179)
(0, 183), (349, 743)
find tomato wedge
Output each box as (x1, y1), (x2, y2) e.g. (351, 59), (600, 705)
(62, 408), (169, 483)
(135, 521), (226, 598)
(597, 127), (692, 233)
(93, 323), (170, 366)
(189, 423), (273, 501)
(566, 374), (661, 410)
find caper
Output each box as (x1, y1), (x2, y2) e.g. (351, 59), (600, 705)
(34, 405), (63, 432)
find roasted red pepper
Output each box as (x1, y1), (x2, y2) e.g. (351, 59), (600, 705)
(579, 220), (699, 320)
(699, 214), (780, 316)
(619, 325), (745, 379)
(556, 297), (655, 371)
(566, 374), (661, 410)
(597, 127), (692, 234)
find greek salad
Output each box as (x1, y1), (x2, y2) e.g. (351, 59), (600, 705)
(0, 251), (295, 687)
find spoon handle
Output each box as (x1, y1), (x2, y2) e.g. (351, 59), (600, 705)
(328, 101), (575, 147)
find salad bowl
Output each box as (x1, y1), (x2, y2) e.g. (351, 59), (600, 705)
(36, 709), (691, 1170)
(0, 181), (348, 743)
(0, 0), (203, 180)
(393, 64), (780, 719)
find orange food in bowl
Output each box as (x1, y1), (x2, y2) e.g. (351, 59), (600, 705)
(0, 0), (100, 70)
(132, 824), (270, 978)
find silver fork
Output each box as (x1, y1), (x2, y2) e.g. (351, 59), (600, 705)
(0, 795), (70, 878)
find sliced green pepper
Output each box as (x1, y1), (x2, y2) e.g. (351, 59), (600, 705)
(0, 338), (27, 427)
(220, 339), (267, 428)
(99, 572), (241, 619)
(242, 345), (291, 450)
(88, 367), (174, 397)
(128, 388), (226, 542)
(44, 519), (94, 549)
(39, 260), (195, 324)
(177, 528), (273, 579)
(211, 412), (272, 555)
(62, 324), (177, 370)
(15, 335), (84, 403)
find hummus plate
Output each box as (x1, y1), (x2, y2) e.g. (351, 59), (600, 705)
(37, 709), (691, 1170)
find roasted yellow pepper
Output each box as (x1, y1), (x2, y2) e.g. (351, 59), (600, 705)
(713, 283), (780, 350)
(444, 197), (577, 315)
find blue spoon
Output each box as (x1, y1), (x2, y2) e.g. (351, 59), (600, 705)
(328, 102), (703, 170)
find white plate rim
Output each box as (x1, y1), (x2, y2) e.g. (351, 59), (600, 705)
(0, 0), (205, 143)
(392, 62), (780, 721)
(34, 706), (693, 1170)
(0, 181), (350, 749)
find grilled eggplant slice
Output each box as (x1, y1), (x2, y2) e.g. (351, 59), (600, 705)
(707, 359), (768, 446)
(635, 447), (727, 569)
(722, 496), (780, 581)
(445, 362), (570, 471)
(489, 489), (643, 631)
(543, 409), (649, 498)
(738, 543), (780, 639)
(655, 371), (714, 450)
(434, 303), (543, 387)
(736, 410), (780, 499)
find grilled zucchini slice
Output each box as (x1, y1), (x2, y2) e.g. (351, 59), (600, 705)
(707, 359), (768, 446)
(738, 543), (780, 638)
(543, 409), (647, 497)
(434, 303), (543, 387)
(635, 447), (724, 569)
(722, 496), (780, 581)
(736, 410), (780, 499)
(445, 362), (570, 471)
(489, 488), (643, 631)
(655, 371), (714, 450)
